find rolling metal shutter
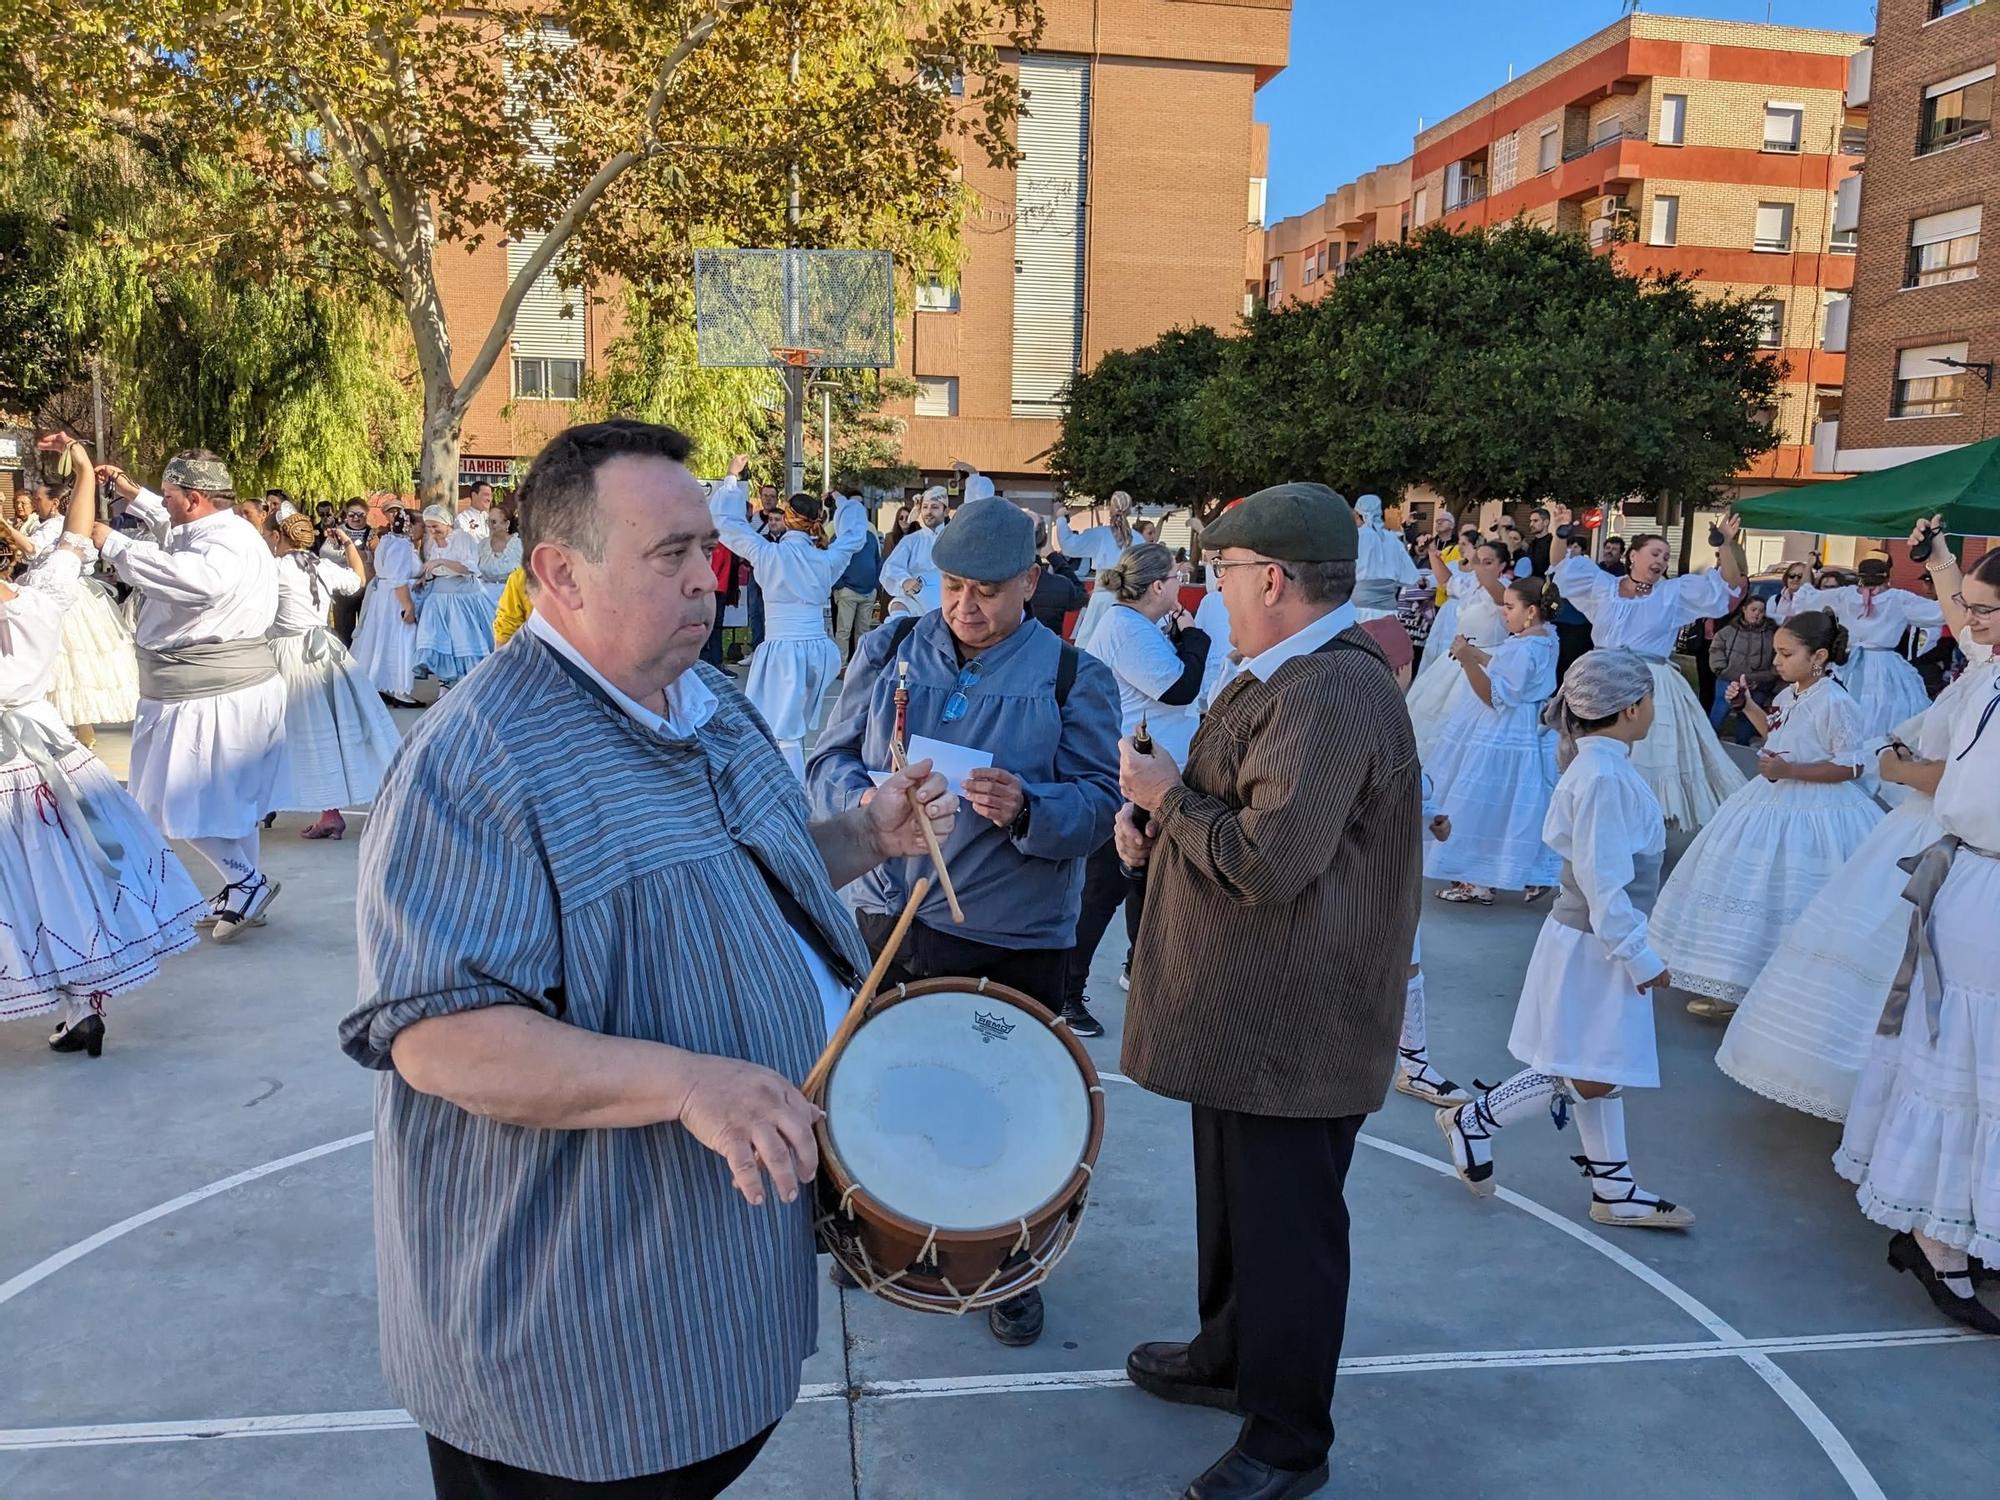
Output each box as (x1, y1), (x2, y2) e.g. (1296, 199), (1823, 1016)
(1011, 55), (1091, 418)
(507, 232), (586, 360)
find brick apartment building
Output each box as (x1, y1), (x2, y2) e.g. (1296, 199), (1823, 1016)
(1264, 12), (1867, 515)
(1830, 0), (1998, 475)
(434, 0), (1291, 499)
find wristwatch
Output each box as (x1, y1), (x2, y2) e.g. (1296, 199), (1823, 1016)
(1007, 800), (1032, 841)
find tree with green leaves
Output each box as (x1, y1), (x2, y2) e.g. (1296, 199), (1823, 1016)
(1048, 325), (1233, 514)
(7, 0), (1042, 504)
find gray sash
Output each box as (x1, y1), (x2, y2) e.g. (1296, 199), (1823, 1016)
(1629, 651), (1669, 667)
(1352, 578), (1403, 612)
(137, 638), (279, 701)
(1878, 836), (2000, 1046)
(0, 709), (124, 880)
(1549, 849), (1662, 936)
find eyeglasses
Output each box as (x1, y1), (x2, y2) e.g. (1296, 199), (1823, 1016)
(1952, 592), (2000, 620)
(941, 661), (982, 724)
(1209, 556), (1295, 580)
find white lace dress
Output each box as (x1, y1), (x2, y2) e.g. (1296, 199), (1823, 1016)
(1792, 583), (1942, 744)
(1422, 629), (1561, 890)
(1650, 677), (1883, 1004)
(414, 530), (497, 684)
(1407, 570), (1508, 761)
(475, 534), (522, 608)
(267, 555), (404, 810)
(351, 533), (421, 696)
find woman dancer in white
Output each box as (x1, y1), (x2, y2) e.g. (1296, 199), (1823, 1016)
(1437, 649), (1694, 1230)
(1832, 548), (2000, 1333)
(0, 439), (202, 1058)
(262, 514), (402, 841)
(1418, 522), (1469, 671)
(1352, 493), (1418, 621)
(1056, 490), (1135, 577)
(1426, 575), (1562, 905)
(1717, 542), (1989, 1120)
(413, 504), (495, 688)
(475, 506), (521, 608)
(351, 512), (421, 705)
(1, 483), (140, 744)
(1793, 554), (1943, 743)
(1654, 610), (1883, 1019)
(1407, 538), (1509, 760)
(711, 467), (866, 778)
(1550, 505), (1747, 828)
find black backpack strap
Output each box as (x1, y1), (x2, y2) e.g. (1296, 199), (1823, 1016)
(886, 614), (920, 657)
(1055, 641), (1079, 708)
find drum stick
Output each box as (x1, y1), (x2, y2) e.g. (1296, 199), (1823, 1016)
(804, 875), (931, 1101)
(889, 739), (964, 925)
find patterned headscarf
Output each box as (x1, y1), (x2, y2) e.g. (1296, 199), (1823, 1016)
(1543, 647), (1654, 767)
(1356, 494), (1388, 531)
(162, 452), (234, 498)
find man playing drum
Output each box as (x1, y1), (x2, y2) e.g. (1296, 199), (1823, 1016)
(808, 494), (1122, 1348)
(1116, 484), (1424, 1500)
(340, 419), (955, 1500)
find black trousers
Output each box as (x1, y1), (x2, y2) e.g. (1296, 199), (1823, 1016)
(330, 590), (362, 648)
(1064, 839), (1144, 1008)
(1555, 620), (1595, 683)
(426, 1427), (774, 1500)
(1185, 1107), (1362, 1473)
(857, 912), (1069, 1011)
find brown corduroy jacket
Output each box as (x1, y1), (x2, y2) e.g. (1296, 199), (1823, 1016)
(1120, 624), (1424, 1119)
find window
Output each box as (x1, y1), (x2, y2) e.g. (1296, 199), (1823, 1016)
(1248, 176), (1267, 229)
(1908, 206), (1982, 286)
(1659, 93), (1687, 145)
(1267, 258), (1283, 294)
(1763, 103), (1805, 153)
(511, 357), (582, 401)
(1537, 125), (1559, 173)
(1413, 187), (1430, 224)
(1649, 194), (1680, 247)
(1491, 133), (1518, 194)
(913, 376), (958, 418)
(1893, 342), (1969, 418)
(1920, 67), (1994, 154)
(1754, 201), (1794, 252)
(1592, 115), (1622, 146)
(1822, 290), (1851, 346)
(1750, 300), (1786, 349)
(1832, 225), (1859, 255)
(1931, 1), (1974, 20)
(916, 279), (959, 312)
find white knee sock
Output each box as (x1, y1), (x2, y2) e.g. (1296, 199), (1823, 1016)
(187, 835), (263, 888)
(1451, 1069), (1558, 1172)
(1916, 1230), (1976, 1299)
(1399, 972), (1428, 1068)
(1570, 1095), (1667, 1220)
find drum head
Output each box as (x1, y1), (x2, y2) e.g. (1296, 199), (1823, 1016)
(825, 990), (1090, 1231)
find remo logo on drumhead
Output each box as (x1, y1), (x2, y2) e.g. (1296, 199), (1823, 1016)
(973, 1011), (1015, 1042)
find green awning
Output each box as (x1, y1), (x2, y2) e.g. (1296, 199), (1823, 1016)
(1737, 435), (2000, 539)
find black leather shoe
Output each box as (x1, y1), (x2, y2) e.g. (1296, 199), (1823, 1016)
(1184, 1446), (1328, 1500)
(988, 1287), (1044, 1346)
(1888, 1232), (2000, 1334)
(1126, 1342), (1239, 1413)
(48, 1014), (106, 1058)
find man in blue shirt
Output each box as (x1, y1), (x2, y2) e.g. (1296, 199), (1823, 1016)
(829, 487), (881, 664)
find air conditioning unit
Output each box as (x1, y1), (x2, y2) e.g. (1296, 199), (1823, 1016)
(1597, 194), (1628, 219)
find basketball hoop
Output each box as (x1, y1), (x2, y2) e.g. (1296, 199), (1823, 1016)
(770, 346), (825, 370)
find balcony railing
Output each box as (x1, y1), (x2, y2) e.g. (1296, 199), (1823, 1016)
(1563, 125), (1644, 163)
(1444, 185), (1487, 212)
(1839, 124), (1868, 156)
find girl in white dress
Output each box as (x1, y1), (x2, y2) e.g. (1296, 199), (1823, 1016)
(413, 505), (496, 687)
(0, 488), (139, 740)
(1550, 506), (1747, 829)
(262, 514), (403, 841)
(1718, 533), (1990, 1119)
(0, 440), (202, 1058)
(1407, 539), (1509, 760)
(475, 507), (522, 608)
(351, 514), (421, 703)
(1833, 548), (2000, 1334)
(1436, 649), (1693, 1229)
(1426, 575), (1562, 904)
(1794, 556), (1943, 743)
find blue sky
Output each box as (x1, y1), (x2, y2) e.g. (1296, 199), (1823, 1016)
(1258, 0), (1880, 224)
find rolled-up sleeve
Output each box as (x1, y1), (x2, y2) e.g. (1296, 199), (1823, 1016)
(340, 720), (562, 1069)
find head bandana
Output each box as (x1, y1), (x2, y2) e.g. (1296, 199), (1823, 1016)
(421, 504), (452, 527)
(1543, 647), (1654, 767)
(162, 453), (235, 498)
(1356, 494), (1387, 531)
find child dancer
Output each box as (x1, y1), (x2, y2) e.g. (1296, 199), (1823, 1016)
(1437, 649), (1693, 1230)
(1653, 609), (1884, 1020)
(1792, 552), (1943, 743)
(1407, 539), (1510, 761)
(1426, 575), (1562, 905)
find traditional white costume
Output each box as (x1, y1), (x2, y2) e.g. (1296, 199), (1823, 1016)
(1406, 569), (1507, 760)
(1422, 629), (1561, 891)
(1352, 494), (1419, 622)
(475, 533), (522, 608)
(351, 532), (421, 697)
(455, 505), (491, 542)
(20, 521), (140, 729)
(1054, 512), (1133, 578)
(1792, 582), (1942, 742)
(1552, 555), (1745, 828)
(879, 523), (944, 617)
(1835, 659), (2000, 1264)
(711, 482), (867, 777)
(414, 527), (496, 685)
(1718, 647), (1995, 1119)
(1650, 677), (1882, 1006)
(267, 553), (403, 811)
(0, 545), (202, 1027)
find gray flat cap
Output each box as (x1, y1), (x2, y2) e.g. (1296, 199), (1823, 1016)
(1201, 482), (1358, 563)
(162, 452), (235, 496)
(932, 496), (1037, 582)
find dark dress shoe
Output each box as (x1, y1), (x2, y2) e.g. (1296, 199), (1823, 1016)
(1126, 1342), (1239, 1412)
(1184, 1446), (1328, 1500)
(1888, 1232), (2000, 1334)
(48, 1014), (106, 1058)
(988, 1287), (1044, 1346)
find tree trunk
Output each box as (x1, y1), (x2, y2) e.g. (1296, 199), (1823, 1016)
(403, 251), (461, 512)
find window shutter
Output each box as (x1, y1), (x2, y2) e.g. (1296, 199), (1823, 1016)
(1011, 55), (1091, 418)
(507, 233), (586, 359)
(1911, 206), (1982, 246)
(1898, 343), (1968, 379)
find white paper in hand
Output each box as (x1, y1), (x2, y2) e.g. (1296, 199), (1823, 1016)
(870, 732), (994, 796)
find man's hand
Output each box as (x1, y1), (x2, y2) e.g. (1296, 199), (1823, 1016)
(1429, 814), (1452, 842)
(35, 430), (77, 455)
(1120, 735), (1184, 813)
(87, 521), (112, 550)
(1549, 502), (1573, 529)
(1719, 512), (1743, 543)
(728, 453), (750, 479)
(963, 767), (1026, 828)
(864, 758), (957, 856)
(94, 464), (138, 501)
(672, 1053), (822, 1208)
(1635, 968), (1672, 995)
(1113, 801), (1158, 869)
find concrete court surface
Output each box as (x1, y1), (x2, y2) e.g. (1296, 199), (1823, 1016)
(2, 711), (1997, 1500)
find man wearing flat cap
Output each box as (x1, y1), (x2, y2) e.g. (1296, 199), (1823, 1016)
(1115, 483), (1423, 1500)
(809, 494), (1122, 1350)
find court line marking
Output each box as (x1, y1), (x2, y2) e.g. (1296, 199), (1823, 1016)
(0, 1328), (1977, 1452)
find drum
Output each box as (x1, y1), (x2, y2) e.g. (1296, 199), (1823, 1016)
(812, 976), (1105, 1314)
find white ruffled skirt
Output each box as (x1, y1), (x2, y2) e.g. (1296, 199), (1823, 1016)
(1650, 773), (1883, 1004)
(0, 724), (203, 1021)
(1422, 697), (1560, 890)
(127, 676), (288, 840)
(49, 582), (139, 727)
(351, 578), (417, 696)
(1508, 921), (1661, 1089)
(269, 631), (403, 810)
(745, 637), (841, 744)
(1834, 850), (2000, 1263)
(1841, 647), (1931, 745)
(1631, 661), (1745, 829)
(1407, 656), (1477, 763)
(415, 579), (496, 684)
(1716, 798), (1942, 1120)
